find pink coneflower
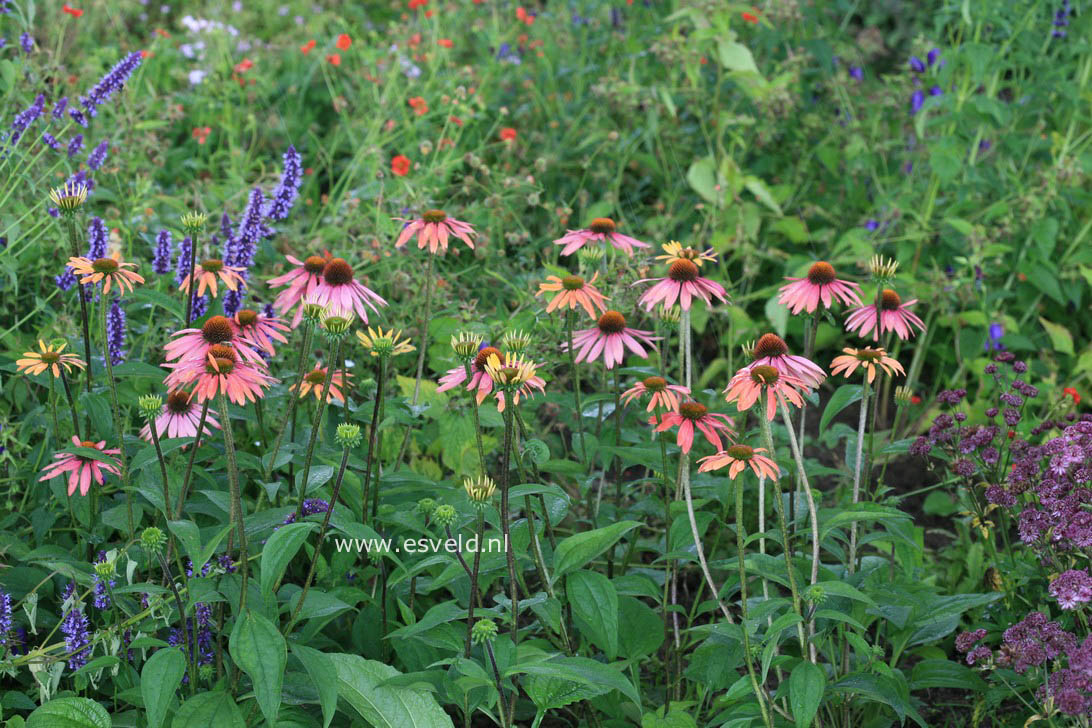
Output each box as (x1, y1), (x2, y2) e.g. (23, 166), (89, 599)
(554, 217), (649, 257)
(437, 346), (545, 412)
(536, 272), (608, 317)
(164, 344), (276, 405)
(139, 390), (220, 442)
(231, 309), (290, 355)
(778, 261), (862, 315)
(291, 362), (351, 403)
(565, 311), (660, 369)
(621, 375), (690, 413)
(39, 436), (121, 496)
(637, 259), (729, 312)
(844, 289), (926, 341)
(164, 315), (265, 366)
(698, 444), (780, 480)
(67, 252), (144, 294)
(268, 254), (328, 326)
(654, 401), (735, 454)
(179, 258), (247, 299)
(830, 347), (905, 383)
(394, 209), (476, 253)
(750, 333), (825, 389)
(314, 257), (386, 323)
(723, 363), (808, 421)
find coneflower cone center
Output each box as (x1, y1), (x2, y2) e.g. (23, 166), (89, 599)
(589, 217), (616, 234)
(678, 402), (708, 420)
(643, 375), (667, 392)
(236, 309), (258, 326)
(807, 261), (836, 286)
(201, 258), (224, 273)
(207, 344), (236, 374)
(754, 333), (788, 358)
(201, 316), (234, 344)
(560, 274), (585, 291)
(668, 259), (699, 282)
(750, 364), (779, 384)
(80, 440), (97, 449)
(598, 311), (626, 334)
(304, 369), (327, 385)
(91, 258), (119, 274)
(166, 391), (192, 413)
(323, 258), (354, 286)
(880, 289), (902, 311)
(304, 255), (327, 274)
(422, 209), (447, 224)
(725, 444), (755, 460)
(40, 351), (61, 364)
(499, 366), (520, 383)
(474, 346), (502, 370)
(857, 348), (885, 362)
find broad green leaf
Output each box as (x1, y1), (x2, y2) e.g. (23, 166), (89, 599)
(789, 661), (825, 728)
(510, 656), (640, 708)
(909, 658), (986, 691)
(567, 570), (618, 659)
(813, 580), (876, 606)
(552, 521), (640, 579)
(743, 176), (782, 216)
(1039, 317), (1074, 355)
(141, 648), (185, 728)
(26, 698), (110, 728)
(642, 711), (698, 728)
(618, 596), (664, 660)
(819, 384), (862, 435)
(686, 156), (720, 206)
(291, 644), (338, 728)
(765, 294), (789, 338)
(717, 40), (758, 72)
(170, 692), (245, 728)
(261, 521), (315, 597)
(331, 653), (454, 728)
(526, 673), (609, 727)
(229, 610), (286, 726)
(166, 521), (201, 567)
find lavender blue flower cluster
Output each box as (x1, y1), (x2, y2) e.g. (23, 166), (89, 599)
(280, 498), (331, 527)
(167, 602), (215, 681)
(908, 48), (943, 116)
(71, 52), (142, 128)
(152, 229), (173, 275)
(61, 606), (91, 669)
(107, 298), (127, 365)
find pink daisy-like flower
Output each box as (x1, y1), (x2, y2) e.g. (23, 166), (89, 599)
(164, 315), (265, 366)
(778, 261), (863, 315)
(179, 258), (247, 299)
(164, 344), (276, 405)
(536, 272), (609, 317)
(139, 390), (220, 442)
(621, 375), (690, 413)
(654, 401), (735, 454)
(723, 363), (808, 421)
(637, 258), (729, 312)
(291, 361), (352, 403)
(437, 346), (545, 412)
(39, 436), (121, 496)
(554, 217), (649, 257)
(231, 309), (290, 355)
(750, 333), (826, 390)
(698, 444), (780, 481)
(268, 254), (329, 327)
(68, 252), (144, 295)
(844, 289), (926, 341)
(313, 257), (387, 324)
(565, 310), (660, 369)
(394, 209), (476, 254)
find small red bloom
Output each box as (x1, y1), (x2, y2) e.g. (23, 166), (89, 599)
(391, 155), (411, 177)
(742, 9), (759, 23)
(516, 6), (535, 25)
(408, 33), (422, 48)
(1064, 387), (1081, 405)
(234, 58), (254, 73)
(1008, 429), (1016, 440)
(327, 53), (341, 66)
(408, 0), (427, 8)
(500, 127), (517, 141)
(155, 28), (171, 37)
(301, 39), (316, 54)
(408, 96), (429, 115)
(449, 115), (464, 126)
(910, 395), (922, 405)
(62, 4), (83, 17)
(140, 50), (152, 59)
(192, 127), (211, 145)
(336, 33), (352, 50)
(438, 38), (453, 48)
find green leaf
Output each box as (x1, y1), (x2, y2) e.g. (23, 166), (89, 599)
(686, 156), (721, 206)
(552, 521), (641, 579)
(1028, 264), (1065, 304)
(331, 653), (454, 728)
(928, 138), (962, 182)
(642, 711), (698, 728)
(743, 176), (782, 215)
(819, 384), (862, 435)
(717, 40), (758, 72)
(618, 596), (664, 661)
(567, 570), (618, 659)
(167, 521), (201, 567)
(26, 698), (111, 728)
(512, 656), (640, 709)
(1039, 317), (1074, 355)
(260, 521), (315, 598)
(132, 288), (184, 319)
(789, 661), (825, 728)
(170, 692), (245, 728)
(291, 644), (338, 728)
(765, 294), (789, 338)
(909, 658), (986, 691)
(229, 610), (286, 726)
(813, 581), (876, 606)
(141, 648), (186, 728)
(526, 673), (609, 728)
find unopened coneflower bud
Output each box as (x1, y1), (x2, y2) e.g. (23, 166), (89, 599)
(657, 306), (681, 325)
(471, 618), (498, 645)
(432, 504), (457, 527)
(740, 339), (756, 360)
(138, 394), (163, 419)
(49, 182), (88, 214)
(140, 527), (166, 554)
(301, 295), (325, 327)
(500, 329), (533, 354)
(464, 475), (497, 506)
(335, 423), (362, 448)
(320, 306), (355, 339)
(451, 331), (484, 359)
(93, 558), (116, 579)
(414, 498), (436, 517)
(180, 211), (208, 235)
(894, 385), (913, 407)
(357, 326), (414, 359)
(869, 254), (899, 281)
(577, 245), (605, 267)
(805, 584), (827, 605)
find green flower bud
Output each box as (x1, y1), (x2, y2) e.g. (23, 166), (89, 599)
(471, 618), (498, 645)
(93, 559), (116, 579)
(301, 296), (325, 327)
(141, 527), (167, 554)
(805, 584), (826, 605)
(335, 423), (362, 448)
(138, 394), (163, 419)
(432, 504), (457, 527)
(49, 182), (88, 215)
(320, 306), (355, 340)
(181, 211), (209, 236)
(416, 498), (437, 516)
(451, 331), (484, 359)
(463, 475), (496, 507)
(500, 329), (533, 355)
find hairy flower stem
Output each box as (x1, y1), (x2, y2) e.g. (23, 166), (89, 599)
(483, 640), (509, 728)
(464, 362), (487, 475)
(264, 325), (314, 484)
(848, 378), (872, 575)
(779, 403), (820, 661)
(362, 358), (387, 523)
(500, 404), (519, 646)
(157, 550), (197, 697)
(463, 512), (486, 658)
(792, 314), (818, 530)
(48, 377), (59, 443)
(177, 401), (210, 516)
(296, 338), (342, 519)
(287, 445), (351, 631)
(64, 218), (94, 399)
(59, 368), (81, 439)
(410, 254), (434, 406)
(147, 417), (172, 522)
(735, 475), (774, 728)
(217, 390), (248, 615)
(657, 434), (678, 702)
(565, 310), (588, 467)
(100, 296), (133, 536)
(183, 231), (200, 328)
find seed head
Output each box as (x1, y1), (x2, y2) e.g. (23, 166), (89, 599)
(597, 311), (626, 334)
(806, 261), (837, 286)
(678, 401), (708, 420)
(753, 333), (788, 359)
(322, 258), (354, 286)
(416, 498), (437, 516)
(140, 527), (167, 554)
(589, 217), (616, 234)
(422, 209), (447, 224)
(668, 259), (699, 282)
(642, 376), (667, 392)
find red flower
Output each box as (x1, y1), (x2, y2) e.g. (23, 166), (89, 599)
(1064, 387), (1081, 406)
(408, 0), (427, 8)
(192, 127), (211, 145)
(140, 50), (152, 59)
(449, 115), (464, 126)
(234, 58), (254, 73)
(391, 155), (411, 177)
(742, 8), (759, 23)
(62, 4), (83, 17)
(515, 6), (535, 25)
(408, 33), (422, 48)
(408, 96), (429, 115)
(499, 127), (517, 141)
(910, 394), (922, 405)
(155, 28), (171, 37)
(336, 34), (352, 50)
(301, 39), (316, 54)
(437, 38), (453, 48)
(327, 53), (341, 66)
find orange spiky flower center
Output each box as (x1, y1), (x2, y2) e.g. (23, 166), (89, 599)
(880, 289), (902, 311)
(807, 261), (836, 286)
(678, 402), (708, 420)
(304, 369), (327, 385)
(754, 333), (788, 359)
(750, 364), (780, 384)
(91, 257), (119, 274)
(668, 259), (699, 282)
(236, 309), (259, 327)
(166, 390), (192, 413)
(201, 316), (234, 344)
(598, 311), (626, 334)
(643, 375), (667, 392)
(206, 344), (236, 374)
(474, 346), (502, 371)
(422, 209), (447, 224)
(855, 348), (885, 362)
(323, 258), (354, 286)
(201, 258), (224, 273)
(725, 444), (755, 460)
(561, 274), (585, 291)
(39, 350), (61, 364)
(304, 255), (327, 274)
(589, 217), (616, 234)
(79, 440), (97, 449)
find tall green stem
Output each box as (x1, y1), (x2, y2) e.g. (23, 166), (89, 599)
(217, 390), (248, 614)
(848, 377), (871, 574)
(101, 295), (133, 536)
(463, 512), (486, 658)
(64, 218), (94, 399)
(362, 358), (387, 522)
(500, 404), (519, 646)
(59, 368), (81, 439)
(410, 254), (435, 406)
(296, 338), (342, 518)
(779, 403), (820, 662)
(565, 310), (588, 465)
(177, 400), (210, 517)
(184, 231), (200, 328)
(264, 325), (314, 483)
(735, 475), (774, 728)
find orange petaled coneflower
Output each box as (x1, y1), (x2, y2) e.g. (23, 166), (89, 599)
(830, 347), (905, 383)
(536, 272), (609, 317)
(621, 375), (690, 414)
(179, 258), (247, 298)
(723, 363), (808, 421)
(67, 251), (144, 294)
(698, 444), (780, 480)
(292, 361), (352, 403)
(654, 400), (735, 454)
(15, 340), (86, 378)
